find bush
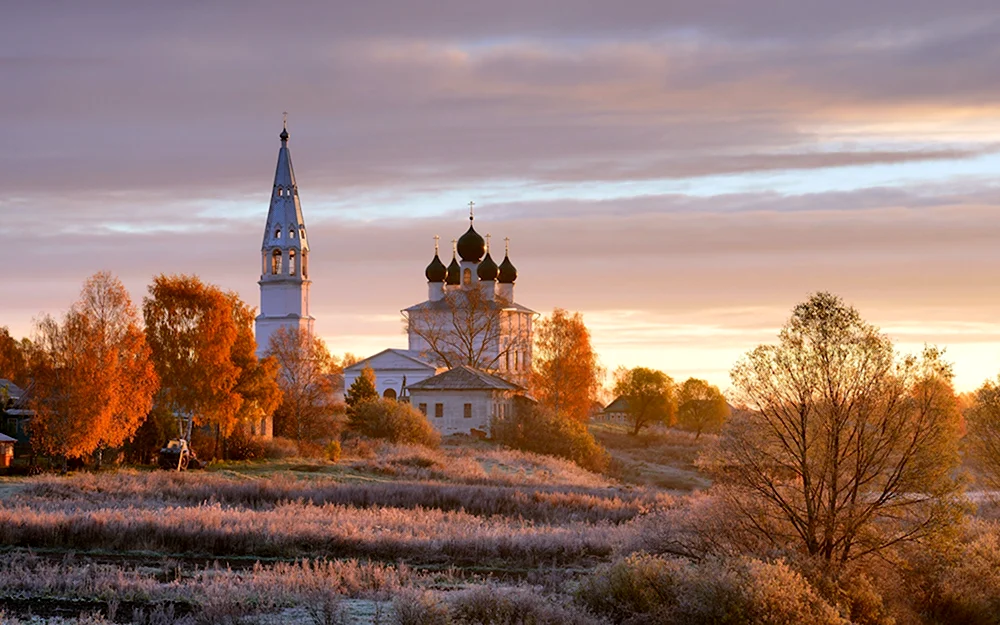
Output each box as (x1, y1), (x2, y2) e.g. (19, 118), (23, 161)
(392, 590), (450, 625)
(450, 586), (600, 624)
(492, 399), (609, 473)
(577, 553), (845, 625)
(225, 427), (263, 461)
(347, 399), (441, 448)
(262, 437), (299, 459)
(326, 440), (342, 463)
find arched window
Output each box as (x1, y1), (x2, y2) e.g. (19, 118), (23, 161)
(289, 249), (297, 276)
(463, 268), (472, 286)
(299, 227), (305, 239)
(302, 251), (309, 278)
(275, 227), (282, 239)
(271, 249), (282, 275)
(289, 227), (296, 239)
(383, 388), (397, 400)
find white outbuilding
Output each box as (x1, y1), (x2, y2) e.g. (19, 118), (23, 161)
(406, 365), (525, 436)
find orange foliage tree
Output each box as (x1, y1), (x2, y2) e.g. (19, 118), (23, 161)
(531, 308), (603, 422)
(266, 326), (340, 444)
(0, 327), (30, 387)
(676, 377), (730, 438)
(29, 272), (159, 462)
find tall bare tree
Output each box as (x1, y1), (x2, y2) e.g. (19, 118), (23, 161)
(710, 292), (964, 565)
(266, 326), (339, 443)
(404, 287), (531, 380)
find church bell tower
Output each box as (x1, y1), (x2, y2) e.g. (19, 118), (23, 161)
(255, 119), (314, 357)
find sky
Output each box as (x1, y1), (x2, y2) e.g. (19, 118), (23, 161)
(3, 1), (1000, 393)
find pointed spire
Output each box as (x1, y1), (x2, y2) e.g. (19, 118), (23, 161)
(262, 118), (307, 255)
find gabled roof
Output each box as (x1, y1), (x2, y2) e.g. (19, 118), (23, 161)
(406, 365), (523, 392)
(0, 379), (25, 401)
(604, 396), (630, 413)
(403, 292), (535, 315)
(0, 433), (15, 443)
(344, 348), (438, 372)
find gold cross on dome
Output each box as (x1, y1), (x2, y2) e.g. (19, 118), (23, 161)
(485, 233), (491, 252)
(452, 239), (457, 255)
(468, 200), (475, 220)
(282, 111), (288, 129)
(504, 237), (510, 255)
(433, 234), (440, 254)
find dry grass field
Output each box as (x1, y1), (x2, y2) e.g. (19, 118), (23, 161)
(0, 438), (686, 624)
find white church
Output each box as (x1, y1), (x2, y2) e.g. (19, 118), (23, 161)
(254, 123), (534, 436)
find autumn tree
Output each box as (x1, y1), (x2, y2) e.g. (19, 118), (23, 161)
(0, 327), (30, 387)
(29, 272), (159, 464)
(267, 326), (340, 443)
(710, 292), (964, 565)
(676, 377), (730, 438)
(613, 367), (677, 435)
(965, 376), (1000, 489)
(228, 294), (282, 437)
(403, 286), (531, 379)
(143, 275), (280, 457)
(531, 308), (603, 422)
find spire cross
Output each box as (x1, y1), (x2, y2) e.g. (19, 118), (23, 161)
(451, 239), (457, 256)
(434, 234), (440, 254)
(468, 200), (475, 221)
(485, 233), (491, 252)
(282, 111), (288, 129)
(504, 237), (510, 255)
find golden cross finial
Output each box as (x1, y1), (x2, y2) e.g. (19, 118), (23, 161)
(468, 200), (475, 221)
(433, 234), (440, 254)
(485, 233), (491, 252)
(451, 239), (457, 256)
(282, 111), (288, 129)
(504, 237), (510, 255)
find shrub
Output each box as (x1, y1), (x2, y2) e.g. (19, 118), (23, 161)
(492, 399), (609, 473)
(450, 585), (601, 624)
(225, 427), (263, 461)
(392, 590), (450, 625)
(578, 553), (845, 625)
(325, 440), (342, 463)
(347, 399), (441, 448)
(262, 437), (299, 459)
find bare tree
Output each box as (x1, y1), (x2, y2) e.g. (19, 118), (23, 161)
(708, 292), (964, 565)
(404, 287), (532, 379)
(266, 326), (340, 443)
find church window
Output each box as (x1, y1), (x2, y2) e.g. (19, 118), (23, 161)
(463, 403), (472, 419)
(383, 388), (397, 400)
(289, 228), (296, 239)
(271, 249), (282, 275)
(289, 249), (297, 276)
(418, 403), (427, 415)
(275, 227), (282, 239)
(302, 252), (309, 278)
(300, 227), (305, 239)
(463, 268), (472, 286)
(435, 403), (443, 418)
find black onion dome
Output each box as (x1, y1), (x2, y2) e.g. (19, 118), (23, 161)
(279, 127), (289, 142)
(446, 256), (461, 285)
(457, 225), (485, 262)
(498, 254), (518, 283)
(425, 254), (447, 282)
(477, 252), (499, 281)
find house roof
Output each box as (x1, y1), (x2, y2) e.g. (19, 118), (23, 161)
(344, 348), (438, 372)
(406, 365), (523, 392)
(0, 433), (15, 443)
(0, 379), (24, 401)
(603, 396), (630, 413)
